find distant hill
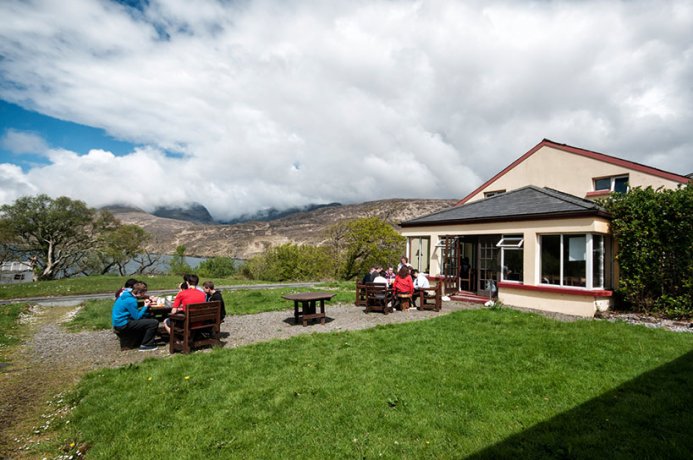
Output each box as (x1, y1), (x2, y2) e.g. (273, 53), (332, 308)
(152, 203), (215, 224)
(221, 202), (343, 224)
(111, 198), (458, 259)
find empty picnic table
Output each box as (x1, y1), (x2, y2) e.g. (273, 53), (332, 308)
(282, 292), (336, 326)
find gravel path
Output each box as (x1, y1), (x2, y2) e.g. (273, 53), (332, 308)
(27, 302), (483, 370)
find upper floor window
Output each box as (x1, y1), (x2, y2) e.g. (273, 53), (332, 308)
(484, 190), (506, 198)
(593, 175), (628, 193)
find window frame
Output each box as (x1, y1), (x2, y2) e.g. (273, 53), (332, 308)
(484, 189), (506, 198)
(497, 234), (524, 283)
(592, 174), (629, 193)
(539, 233), (608, 289)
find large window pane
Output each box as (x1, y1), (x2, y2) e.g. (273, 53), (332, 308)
(563, 235), (586, 287)
(541, 235), (561, 285)
(502, 249), (523, 282)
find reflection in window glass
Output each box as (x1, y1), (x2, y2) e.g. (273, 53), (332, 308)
(614, 176), (628, 193)
(592, 234), (604, 288)
(541, 235), (561, 285)
(594, 178), (611, 190)
(563, 235), (586, 287)
(502, 249), (523, 282)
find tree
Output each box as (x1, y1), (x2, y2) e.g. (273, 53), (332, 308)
(325, 216), (406, 280)
(169, 244), (192, 275)
(0, 195), (117, 280)
(82, 224), (152, 275)
(602, 183), (692, 317)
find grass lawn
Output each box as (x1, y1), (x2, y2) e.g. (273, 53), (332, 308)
(0, 275), (264, 300)
(55, 309), (693, 459)
(0, 303), (30, 360)
(64, 283), (355, 332)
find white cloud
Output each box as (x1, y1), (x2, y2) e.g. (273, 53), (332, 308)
(1, 129), (49, 155)
(0, 0), (691, 219)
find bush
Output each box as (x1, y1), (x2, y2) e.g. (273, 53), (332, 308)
(603, 183), (692, 318)
(197, 256), (236, 278)
(244, 243), (333, 281)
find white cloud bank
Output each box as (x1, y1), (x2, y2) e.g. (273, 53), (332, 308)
(0, 0), (691, 219)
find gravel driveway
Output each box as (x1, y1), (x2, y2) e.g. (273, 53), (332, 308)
(28, 301), (483, 370)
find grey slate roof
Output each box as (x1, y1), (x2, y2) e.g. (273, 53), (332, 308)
(401, 186), (608, 226)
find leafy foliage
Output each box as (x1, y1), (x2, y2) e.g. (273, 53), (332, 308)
(168, 244), (192, 276)
(0, 195), (153, 279)
(197, 256), (237, 278)
(243, 243), (332, 281)
(325, 216), (406, 280)
(603, 183), (692, 317)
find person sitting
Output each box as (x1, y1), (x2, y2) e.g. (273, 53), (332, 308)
(203, 281), (226, 321)
(163, 274), (207, 334)
(385, 266), (396, 285)
(392, 266), (414, 310)
(111, 282), (159, 351)
(372, 270), (388, 284)
(184, 273), (206, 293)
(114, 278), (138, 299)
(362, 266), (377, 284)
(412, 269), (430, 308)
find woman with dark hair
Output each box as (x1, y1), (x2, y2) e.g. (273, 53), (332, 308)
(392, 266), (414, 310)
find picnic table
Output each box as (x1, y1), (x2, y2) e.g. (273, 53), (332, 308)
(282, 292), (335, 326)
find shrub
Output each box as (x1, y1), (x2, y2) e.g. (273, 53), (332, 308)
(197, 256), (236, 278)
(244, 243), (333, 281)
(603, 183), (692, 318)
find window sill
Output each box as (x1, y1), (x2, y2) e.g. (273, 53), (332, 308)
(498, 282), (613, 297)
(585, 190), (611, 198)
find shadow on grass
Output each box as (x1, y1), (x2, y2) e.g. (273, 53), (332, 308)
(468, 350), (693, 459)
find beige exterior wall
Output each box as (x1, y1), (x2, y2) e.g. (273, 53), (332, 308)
(401, 216), (610, 283)
(466, 145), (685, 203)
(500, 286), (612, 317)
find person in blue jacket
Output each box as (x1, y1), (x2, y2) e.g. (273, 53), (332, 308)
(111, 282), (159, 351)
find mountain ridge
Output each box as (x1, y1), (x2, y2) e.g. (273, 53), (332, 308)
(111, 198), (458, 259)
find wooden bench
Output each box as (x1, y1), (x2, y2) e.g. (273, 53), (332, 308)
(415, 283), (442, 311)
(365, 283), (392, 314)
(168, 301), (222, 354)
(355, 280), (368, 306)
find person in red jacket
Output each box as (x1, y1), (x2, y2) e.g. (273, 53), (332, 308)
(392, 266), (414, 310)
(163, 274), (206, 334)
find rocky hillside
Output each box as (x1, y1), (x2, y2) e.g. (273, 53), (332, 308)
(112, 198), (458, 259)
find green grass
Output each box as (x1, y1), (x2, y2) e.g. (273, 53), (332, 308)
(0, 275), (262, 300)
(56, 309), (693, 459)
(63, 300), (114, 332)
(0, 303), (30, 359)
(65, 283), (355, 332)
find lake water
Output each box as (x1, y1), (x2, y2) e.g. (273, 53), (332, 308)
(123, 255), (244, 275)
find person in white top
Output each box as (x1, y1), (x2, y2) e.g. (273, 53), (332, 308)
(412, 269), (430, 308)
(372, 270), (388, 284)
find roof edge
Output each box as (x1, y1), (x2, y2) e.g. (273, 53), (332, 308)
(400, 209), (611, 228)
(455, 139), (690, 206)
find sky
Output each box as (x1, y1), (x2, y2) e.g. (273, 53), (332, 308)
(1, 0), (691, 220)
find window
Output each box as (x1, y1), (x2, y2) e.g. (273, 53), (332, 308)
(593, 175), (629, 193)
(409, 237), (431, 273)
(484, 190), (506, 198)
(497, 234), (523, 282)
(540, 234), (610, 289)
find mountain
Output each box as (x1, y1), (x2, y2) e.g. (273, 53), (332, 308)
(111, 198), (458, 260)
(152, 203), (215, 224)
(221, 202), (343, 224)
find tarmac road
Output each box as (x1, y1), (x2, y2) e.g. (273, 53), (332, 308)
(0, 282), (320, 306)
